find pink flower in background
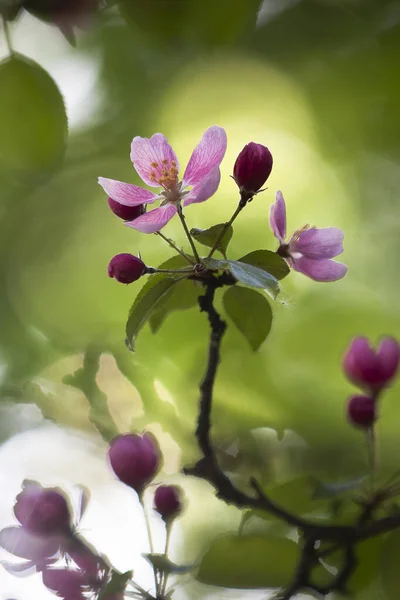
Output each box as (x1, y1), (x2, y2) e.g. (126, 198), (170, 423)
(99, 126), (227, 234)
(343, 336), (400, 394)
(270, 191), (348, 282)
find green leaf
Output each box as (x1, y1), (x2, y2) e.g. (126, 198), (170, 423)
(190, 223), (233, 255)
(149, 278), (201, 333)
(253, 477), (324, 522)
(239, 250), (290, 281)
(197, 534), (299, 589)
(144, 554), (194, 575)
(204, 258), (279, 298)
(98, 570), (132, 600)
(0, 54), (67, 177)
(380, 530), (400, 600)
(223, 286), (272, 351)
(312, 475), (367, 499)
(126, 278), (178, 350)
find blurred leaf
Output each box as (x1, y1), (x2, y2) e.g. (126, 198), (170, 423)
(0, 53), (67, 178)
(312, 475), (367, 499)
(119, 0), (191, 46)
(144, 554), (194, 575)
(191, 223), (233, 256)
(223, 286), (272, 351)
(98, 570), (132, 600)
(204, 257), (279, 298)
(149, 278), (201, 333)
(239, 250), (290, 281)
(253, 476), (324, 522)
(126, 278), (178, 350)
(197, 534), (299, 588)
(380, 530), (400, 600)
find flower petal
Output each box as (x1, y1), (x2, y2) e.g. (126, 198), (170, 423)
(182, 126), (227, 187)
(130, 134), (179, 187)
(0, 559), (38, 577)
(291, 257), (348, 282)
(292, 227), (344, 259)
(377, 337), (400, 382)
(98, 178), (158, 206)
(269, 191), (287, 243)
(125, 204), (177, 234)
(184, 167), (221, 206)
(0, 526), (60, 561)
(42, 567), (89, 595)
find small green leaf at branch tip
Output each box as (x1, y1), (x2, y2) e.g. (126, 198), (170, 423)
(223, 286), (272, 351)
(239, 249), (290, 281)
(190, 223), (233, 255)
(144, 554), (195, 575)
(197, 534), (299, 589)
(203, 257), (279, 299)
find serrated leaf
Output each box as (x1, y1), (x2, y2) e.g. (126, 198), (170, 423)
(126, 278), (178, 350)
(144, 554), (194, 574)
(149, 278), (201, 333)
(204, 257), (279, 298)
(98, 570), (132, 600)
(223, 286), (272, 351)
(0, 54), (67, 177)
(239, 250), (290, 281)
(197, 534), (299, 589)
(191, 223), (233, 255)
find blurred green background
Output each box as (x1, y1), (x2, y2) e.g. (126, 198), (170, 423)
(1, 0), (400, 597)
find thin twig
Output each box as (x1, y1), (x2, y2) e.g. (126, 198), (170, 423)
(176, 204), (201, 263)
(207, 200), (246, 259)
(160, 522), (173, 597)
(139, 494), (160, 597)
(155, 231), (195, 264)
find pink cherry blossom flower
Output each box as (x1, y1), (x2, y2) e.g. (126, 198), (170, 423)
(270, 191), (348, 282)
(343, 336), (400, 394)
(98, 126), (227, 234)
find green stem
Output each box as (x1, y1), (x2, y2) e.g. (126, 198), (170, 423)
(161, 522), (173, 597)
(2, 18), (13, 55)
(207, 203), (244, 259)
(177, 204), (201, 263)
(139, 494), (160, 596)
(155, 231), (195, 265)
(148, 267), (193, 275)
(367, 426), (376, 494)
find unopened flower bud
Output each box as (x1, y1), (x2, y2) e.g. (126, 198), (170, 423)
(108, 433), (161, 493)
(108, 198), (145, 222)
(233, 142), (273, 198)
(14, 481), (72, 536)
(343, 336), (400, 394)
(347, 395), (376, 428)
(107, 253), (146, 284)
(154, 485), (183, 522)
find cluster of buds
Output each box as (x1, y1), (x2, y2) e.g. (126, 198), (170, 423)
(108, 432), (184, 522)
(343, 336), (400, 428)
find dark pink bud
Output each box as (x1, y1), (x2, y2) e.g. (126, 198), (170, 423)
(14, 481), (72, 536)
(107, 253), (146, 284)
(108, 198), (145, 222)
(343, 336), (400, 394)
(347, 395), (376, 428)
(233, 142), (273, 196)
(154, 485), (183, 521)
(108, 433), (161, 493)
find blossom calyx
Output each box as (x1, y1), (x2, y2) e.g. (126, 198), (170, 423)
(108, 433), (161, 493)
(14, 481), (72, 536)
(154, 485), (183, 522)
(233, 142), (273, 200)
(107, 253), (147, 284)
(343, 336), (400, 395)
(347, 395), (376, 429)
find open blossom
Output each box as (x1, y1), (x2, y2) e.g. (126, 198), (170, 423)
(343, 336), (400, 394)
(98, 126), (227, 234)
(270, 191), (347, 282)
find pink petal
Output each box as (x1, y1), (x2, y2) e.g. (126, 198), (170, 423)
(291, 257), (348, 282)
(130, 134), (179, 188)
(125, 204), (177, 234)
(270, 191), (287, 243)
(42, 568), (89, 594)
(343, 337), (377, 387)
(182, 126), (227, 187)
(0, 527), (60, 562)
(292, 227), (344, 259)
(0, 559), (37, 577)
(184, 167), (221, 206)
(98, 178), (158, 206)
(377, 337), (400, 382)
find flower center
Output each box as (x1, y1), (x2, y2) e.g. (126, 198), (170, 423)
(149, 159), (183, 204)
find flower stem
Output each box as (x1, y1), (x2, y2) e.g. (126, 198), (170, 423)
(366, 426), (376, 494)
(139, 493), (160, 596)
(147, 267), (194, 275)
(177, 204), (201, 264)
(207, 202), (244, 259)
(160, 522), (172, 597)
(155, 231), (195, 265)
(2, 18), (13, 55)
